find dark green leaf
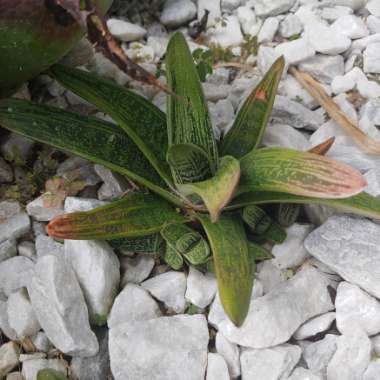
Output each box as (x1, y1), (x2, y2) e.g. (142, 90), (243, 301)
(239, 148), (367, 199)
(258, 222), (287, 244)
(47, 193), (188, 240)
(178, 156), (240, 222)
(221, 57), (285, 158)
(248, 242), (273, 262)
(109, 233), (164, 254)
(50, 64), (172, 185)
(167, 143), (212, 184)
(164, 244), (184, 270)
(0, 99), (181, 205)
(198, 213), (253, 326)
(276, 203), (300, 227)
(166, 32), (218, 173)
(242, 205), (271, 234)
(229, 191), (380, 221)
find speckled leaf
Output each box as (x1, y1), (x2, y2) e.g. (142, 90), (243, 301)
(242, 205), (271, 234)
(276, 203), (300, 227)
(198, 213), (253, 326)
(182, 236), (210, 265)
(37, 368), (69, 380)
(221, 57), (285, 158)
(166, 32), (218, 174)
(178, 156), (240, 222)
(50, 64), (172, 185)
(248, 242), (273, 262)
(47, 193), (187, 240)
(229, 191), (380, 220)
(239, 148), (367, 199)
(164, 244), (184, 270)
(0, 99), (181, 205)
(167, 143), (212, 184)
(109, 233), (164, 255)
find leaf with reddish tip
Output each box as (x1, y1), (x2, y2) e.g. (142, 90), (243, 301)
(47, 193), (188, 240)
(309, 137), (335, 155)
(178, 156), (240, 222)
(221, 56), (285, 158)
(198, 213), (253, 326)
(239, 147), (367, 199)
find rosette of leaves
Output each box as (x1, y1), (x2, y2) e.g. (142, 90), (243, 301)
(1, 32), (380, 326)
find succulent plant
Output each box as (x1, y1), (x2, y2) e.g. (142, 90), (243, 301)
(1, 32), (380, 325)
(37, 368), (69, 380)
(0, 0), (112, 96)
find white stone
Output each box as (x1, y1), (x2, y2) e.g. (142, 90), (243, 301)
(364, 43), (380, 74)
(272, 224), (313, 269)
(0, 256), (34, 296)
(209, 16), (244, 48)
(64, 197), (107, 212)
(367, 0), (380, 17)
(0, 201), (21, 222)
(237, 6), (262, 36)
(240, 344), (301, 380)
(254, 0), (296, 17)
(279, 14), (303, 38)
(0, 240), (17, 263)
(28, 255), (98, 357)
(206, 353), (229, 380)
(305, 216), (380, 300)
(331, 15), (369, 39)
(272, 96), (325, 130)
(258, 17), (280, 43)
(35, 235), (63, 258)
(64, 239), (120, 326)
(160, 0), (196, 28)
(7, 288), (40, 338)
(363, 360), (380, 380)
(215, 331), (240, 378)
(120, 255), (155, 286)
(142, 271), (187, 313)
(94, 164), (129, 200)
(257, 46), (284, 75)
(1, 134), (34, 164)
(303, 334), (338, 378)
(109, 315), (209, 380)
(209, 99), (235, 132)
(197, 0), (221, 27)
(185, 267), (217, 308)
(331, 67), (365, 94)
(367, 15), (380, 34)
(203, 83), (230, 102)
(26, 196), (67, 222)
(293, 312), (336, 340)
(221, 0), (242, 12)
(107, 19), (146, 42)
(263, 124), (310, 151)
(357, 78), (380, 99)
(0, 299), (17, 340)
(275, 38), (315, 64)
(320, 6), (353, 22)
(351, 33), (380, 52)
(209, 265), (333, 348)
(0, 342), (19, 378)
(256, 260), (286, 294)
(305, 22), (351, 55)
(31, 332), (52, 353)
(17, 241), (35, 260)
(108, 284), (161, 329)
(335, 281), (380, 336)
(0, 212), (30, 243)
(21, 358), (67, 380)
(327, 328), (371, 380)
(331, 0), (366, 10)
(298, 54), (345, 84)
(288, 367), (323, 380)
(364, 168), (380, 197)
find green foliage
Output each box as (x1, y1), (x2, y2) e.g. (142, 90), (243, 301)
(37, 368), (68, 380)
(1, 32), (379, 327)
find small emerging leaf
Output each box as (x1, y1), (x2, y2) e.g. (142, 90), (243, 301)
(47, 193), (187, 240)
(166, 32), (218, 173)
(276, 203), (300, 227)
(242, 205), (271, 234)
(239, 147), (367, 199)
(221, 56), (285, 158)
(178, 156), (240, 222)
(248, 241), (273, 262)
(198, 213), (253, 326)
(164, 245), (184, 270)
(37, 369), (68, 380)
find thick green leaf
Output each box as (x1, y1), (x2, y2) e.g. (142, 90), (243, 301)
(50, 64), (172, 185)
(109, 234), (164, 255)
(239, 148), (367, 199)
(178, 156), (240, 222)
(242, 205), (271, 234)
(198, 213), (253, 326)
(0, 99), (181, 206)
(47, 193), (187, 240)
(166, 32), (218, 174)
(221, 57), (285, 158)
(248, 242), (273, 262)
(276, 203), (300, 227)
(164, 244), (184, 270)
(37, 369), (68, 380)
(167, 143), (212, 184)
(229, 191), (380, 220)
(256, 222), (287, 244)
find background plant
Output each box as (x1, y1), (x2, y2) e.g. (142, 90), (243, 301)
(1, 32), (380, 326)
